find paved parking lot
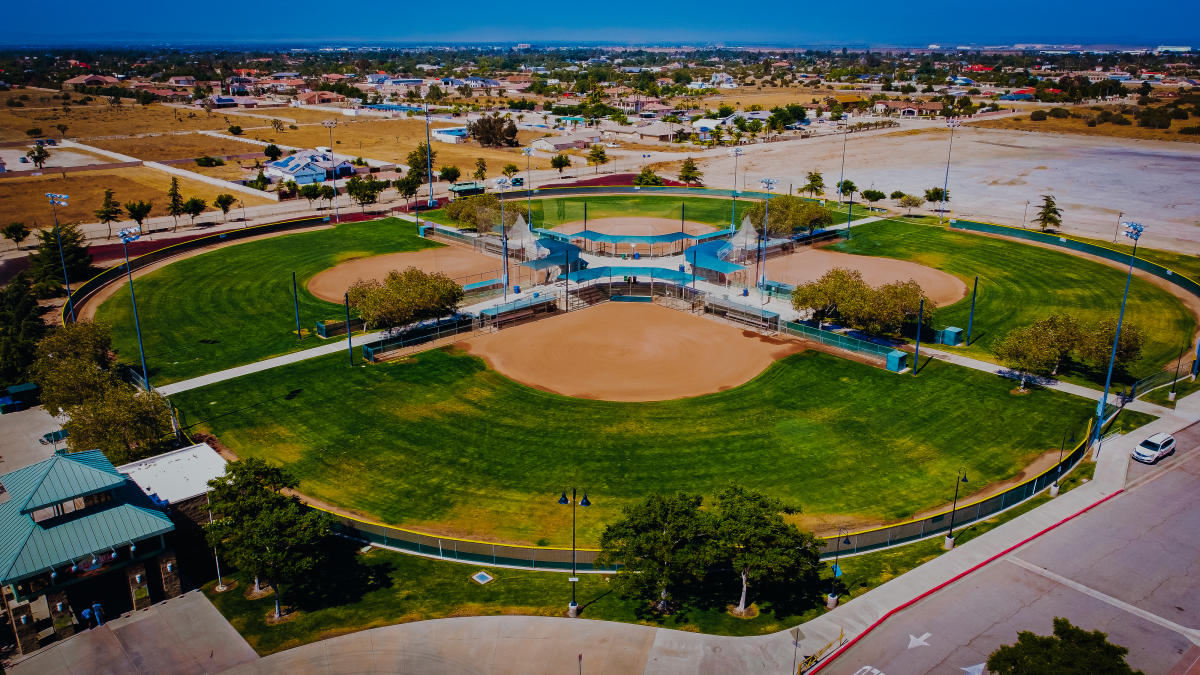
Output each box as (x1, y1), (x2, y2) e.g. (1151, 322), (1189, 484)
(827, 422), (1200, 675)
(0, 405), (61, 474)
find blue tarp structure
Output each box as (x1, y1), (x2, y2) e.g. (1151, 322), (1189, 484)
(686, 240), (746, 275)
(565, 266), (694, 285)
(533, 226), (733, 246)
(520, 238), (583, 271)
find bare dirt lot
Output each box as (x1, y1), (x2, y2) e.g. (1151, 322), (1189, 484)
(88, 133), (267, 160)
(307, 245), (529, 302)
(767, 247), (969, 306)
(459, 302), (804, 401)
(697, 125), (1200, 252)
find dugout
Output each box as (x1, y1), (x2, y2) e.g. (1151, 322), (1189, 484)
(478, 294), (559, 329)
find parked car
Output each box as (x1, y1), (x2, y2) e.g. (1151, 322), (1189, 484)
(1132, 432), (1176, 464)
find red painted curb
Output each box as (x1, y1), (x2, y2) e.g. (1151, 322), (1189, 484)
(808, 489), (1124, 673)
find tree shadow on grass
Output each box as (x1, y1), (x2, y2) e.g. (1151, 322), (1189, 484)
(289, 536), (394, 612)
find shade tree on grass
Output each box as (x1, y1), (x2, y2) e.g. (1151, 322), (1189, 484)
(346, 267), (464, 331)
(899, 194), (925, 215)
(745, 194), (834, 237)
(791, 267), (935, 337)
(994, 314), (1144, 389)
(802, 171), (825, 197)
(205, 458), (331, 620)
(443, 193), (528, 231)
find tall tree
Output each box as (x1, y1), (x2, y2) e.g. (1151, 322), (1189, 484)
(1032, 314), (1081, 375)
(344, 175), (388, 213)
(711, 485), (821, 616)
(836, 179), (857, 203)
(924, 186), (950, 205)
(678, 157), (702, 186)
(501, 163), (519, 179)
(987, 617), (1143, 675)
(1079, 319), (1144, 372)
(25, 145), (50, 169)
(802, 171), (825, 197)
(0, 275), (47, 386)
(438, 165), (461, 183)
(406, 142), (437, 181)
(214, 193), (236, 222)
(32, 321), (117, 411)
(587, 144), (609, 174)
(396, 174), (421, 210)
(899, 194), (924, 215)
(994, 325), (1058, 390)
(298, 183), (322, 209)
(63, 383), (174, 464)
(550, 154), (571, 174)
(2, 222), (31, 251)
(746, 195), (834, 236)
(94, 188), (122, 239)
(596, 492), (713, 612)
(263, 143), (283, 161)
(346, 267), (464, 330)
(165, 176), (185, 232)
(124, 200), (153, 229)
(473, 157), (487, 181)
(319, 184), (337, 210)
(55, 123), (69, 138)
(205, 459), (331, 619)
(29, 223), (91, 295)
(1033, 194), (1062, 231)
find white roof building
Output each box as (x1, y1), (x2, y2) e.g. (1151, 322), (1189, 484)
(118, 443), (227, 505)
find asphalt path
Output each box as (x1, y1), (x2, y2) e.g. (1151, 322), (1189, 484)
(825, 421), (1200, 675)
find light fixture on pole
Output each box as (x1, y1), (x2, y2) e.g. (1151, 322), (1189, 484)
(118, 226), (151, 390)
(729, 148), (743, 228)
(494, 177), (511, 301)
(944, 468), (969, 550)
(321, 122), (341, 224)
(522, 146), (534, 226)
(557, 487), (591, 617)
(1094, 221), (1144, 455)
(836, 128), (848, 207)
(46, 193), (76, 322)
(1112, 211), (1124, 244)
(827, 529), (851, 608)
(939, 118), (961, 227)
(424, 103), (437, 207)
(758, 178), (778, 305)
(1021, 200), (1030, 229)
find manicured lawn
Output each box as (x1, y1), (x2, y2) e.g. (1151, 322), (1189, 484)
(832, 219), (1196, 384)
(95, 218), (437, 384)
(173, 348), (1097, 547)
(1065, 232), (1200, 284)
(203, 448), (1110, 655)
(1141, 375), (1200, 409)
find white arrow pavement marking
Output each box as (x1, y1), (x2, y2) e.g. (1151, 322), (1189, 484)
(960, 664), (985, 675)
(907, 632), (931, 649)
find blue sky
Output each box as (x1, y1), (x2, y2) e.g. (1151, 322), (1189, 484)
(6, 0), (1196, 47)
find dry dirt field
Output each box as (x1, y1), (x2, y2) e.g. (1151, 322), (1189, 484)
(244, 118), (550, 170)
(307, 246), (532, 302)
(766, 248), (969, 306)
(0, 166), (272, 229)
(459, 302), (804, 401)
(87, 133), (268, 160)
(0, 103), (239, 141)
(970, 113), (1200, 144)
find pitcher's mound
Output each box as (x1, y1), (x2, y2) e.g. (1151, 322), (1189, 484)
(458, 303), (803, 401)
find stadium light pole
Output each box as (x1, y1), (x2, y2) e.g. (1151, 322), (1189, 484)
(1112, 211), (1124, 244)
(1093, 221), (1144, 454)
(836, 128), (848, 208)
(495, 178), (511, 302)
(729, 147), (743, 228)
(758, 178), (778, 306)
(424, 103), (436, 207)
(118, 226), (150, 390)
(944, 468), (968, 549)
(322, 122), (341, 224)
(46, 193), (76, 322)
(522, 146), (534, 226)
(938, 118), (961, 227)
(557, 488), (590, 617)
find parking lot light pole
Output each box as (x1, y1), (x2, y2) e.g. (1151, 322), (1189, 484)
(558, 488), (590, 617)
(424, 104), (436, 207)
(758, 178), (778, 304)
(46, 193), (76, 322)
(1093, 221), (1144, 454)
(495, 178), (511, 301)
(939, 118), (961, 227)
(944, 469), (968, 550)
(118, 226), (150, 389)
(523, 147), (534, 225)
(729, 148), (743, 228)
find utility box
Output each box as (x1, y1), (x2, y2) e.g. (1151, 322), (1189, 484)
(886, 350), (908, 373)
(940, 327), (963, 346)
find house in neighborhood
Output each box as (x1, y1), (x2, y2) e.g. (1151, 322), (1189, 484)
(166, 75), (196, 88)
(610, 121), (685, 142)
(872, 100), (945, 116)
(529, 132), (601, 152)
(296, 91), (346, 105)
(264, 148), (354, 185)
(63, 74), (120, 90)
(0, 450), (182, 656)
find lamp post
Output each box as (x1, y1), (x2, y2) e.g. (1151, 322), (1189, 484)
(1112, 211), (1124, 244)
(322, 121), (341, 224)
(729, 147), (743, 228)
(522, 146), (534, 226)
(944, 468), (969, 549)
(939, 118), (961, 227)
(46, 193), (76, 322)
(827, 529), (851, 608)
(1093, 221), (1144, 455)
(118, 226), (150, 390)
(424, 103), (436, 207)
(557, 488), (591, 617)
(758, 177), (778, 305)
(494, 178), (511, 301)
(836, 127), (848, 209)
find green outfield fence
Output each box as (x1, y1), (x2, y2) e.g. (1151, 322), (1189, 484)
(63, 216), (331, 324)
(316, 416), (1099, 569)
(782, 321), (896, 359)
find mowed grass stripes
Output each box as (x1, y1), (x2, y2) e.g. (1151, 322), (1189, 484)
(172, 348), (1097, 547)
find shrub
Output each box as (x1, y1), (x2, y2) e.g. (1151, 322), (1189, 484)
(1029, 110), (1048, 121)
(1049, 107), (1070, 119)
(1180, 126), (1200, 135)
(228, 125), (243, 135)
(194, 155), (225, 167)
(1111, 114), (1132, 126)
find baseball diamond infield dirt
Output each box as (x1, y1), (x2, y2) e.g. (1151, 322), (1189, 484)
(766, 248), (969, 306)
(307, 246), (535, 303)
(458, 302), (805, 402)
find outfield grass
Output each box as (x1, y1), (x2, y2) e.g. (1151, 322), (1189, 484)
(202, 445), (1110, 655)
(95, 218), (436, 384)
(173, 348), (1097, 547)
(1141, 376), (1200, 409)
(1064, 232), (1200, 285)
(832, 219), (1196, 384)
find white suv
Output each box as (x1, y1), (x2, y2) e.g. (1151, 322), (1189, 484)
(1132, 433), (1176, 464)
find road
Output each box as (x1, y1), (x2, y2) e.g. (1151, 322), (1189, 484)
(824, 421), (1200, 675)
